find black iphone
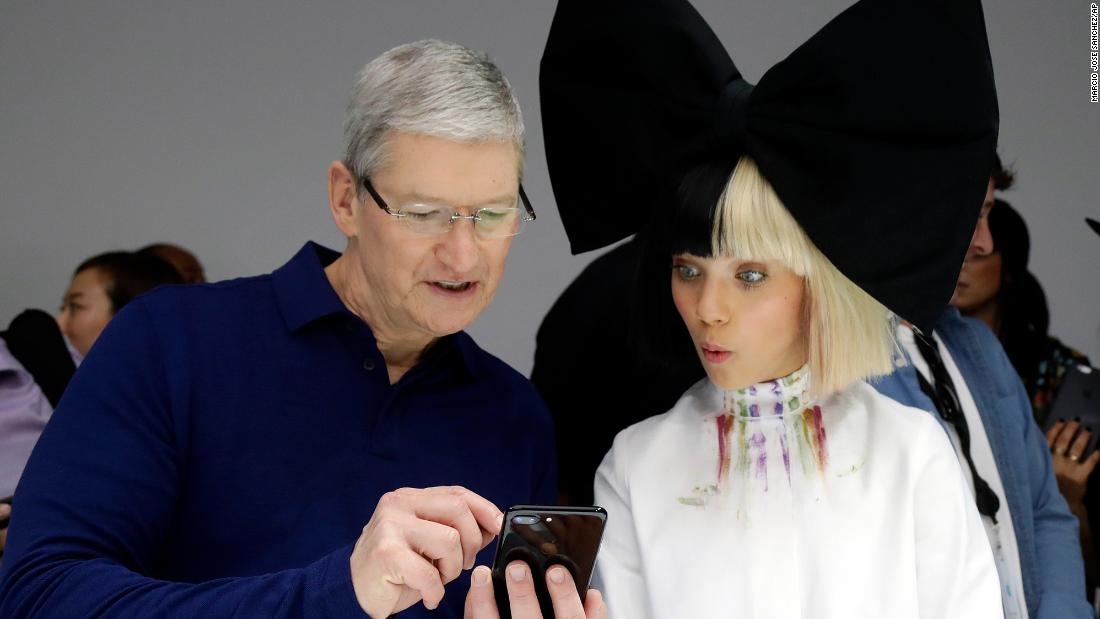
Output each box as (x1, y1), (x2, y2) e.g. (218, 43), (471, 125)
(490, 505), (607, 619)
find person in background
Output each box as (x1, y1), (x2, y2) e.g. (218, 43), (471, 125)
(1, 251), (180, 559)
(0, 310), (75, 562)
(875, 159), (1091, 617)
(954, 187), (1099, 599)
(950, 169), (1092, 422)
(0, 502), (7, 562)
(138, 243), (206, 284)
(58, 251), (184, 360)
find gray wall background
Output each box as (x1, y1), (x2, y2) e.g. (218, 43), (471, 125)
(2, 1), (1098, 374)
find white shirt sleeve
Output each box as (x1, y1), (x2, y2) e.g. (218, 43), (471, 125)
(593, 430), (654, 619)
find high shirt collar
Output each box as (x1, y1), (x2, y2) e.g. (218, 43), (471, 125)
(714, 365), (812, 419)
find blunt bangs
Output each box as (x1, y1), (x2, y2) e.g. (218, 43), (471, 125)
(660, 159), (738, 258)
(711, 157), (816, 276)
(712, 157), (900, 396)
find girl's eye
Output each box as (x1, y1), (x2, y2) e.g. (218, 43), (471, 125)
(673, 264), (701, 280)
(737, 270), (766, 285)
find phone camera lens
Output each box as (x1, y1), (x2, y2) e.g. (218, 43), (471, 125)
(512, 515), (539, 526)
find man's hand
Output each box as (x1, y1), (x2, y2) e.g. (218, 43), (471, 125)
(1047, 420), (1100, 507)
(350, 486), (504, 619)
(463, 562), (606, 619)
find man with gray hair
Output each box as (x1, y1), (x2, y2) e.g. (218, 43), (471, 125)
(0, 40), (604, 619)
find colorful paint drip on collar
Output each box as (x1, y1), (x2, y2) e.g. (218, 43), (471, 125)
(713, 367), (828, 489)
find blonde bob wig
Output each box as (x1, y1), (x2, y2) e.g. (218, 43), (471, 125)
(710, 157), (900, 397)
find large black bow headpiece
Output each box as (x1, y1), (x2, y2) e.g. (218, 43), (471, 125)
(540, 0), (999, 332)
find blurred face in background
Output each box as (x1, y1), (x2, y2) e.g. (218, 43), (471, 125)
(952, 251), (1002, 314)
(950, 179), (1001, 312)
(57, 267), (114, 357)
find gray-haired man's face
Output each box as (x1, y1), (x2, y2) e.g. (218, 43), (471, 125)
(341, 132), (521, 339)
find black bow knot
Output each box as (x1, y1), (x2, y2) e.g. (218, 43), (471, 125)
(715, 78), (754, 150)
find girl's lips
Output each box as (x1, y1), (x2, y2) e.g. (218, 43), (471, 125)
(701, 345), (732, 364)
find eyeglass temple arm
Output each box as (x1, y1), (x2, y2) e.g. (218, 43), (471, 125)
(519, 185), (536, 221)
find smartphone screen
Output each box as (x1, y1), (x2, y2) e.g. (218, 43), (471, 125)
(491, 505), (606, 619)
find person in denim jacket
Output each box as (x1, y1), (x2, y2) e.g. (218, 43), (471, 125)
(874, 175), (1090, 618)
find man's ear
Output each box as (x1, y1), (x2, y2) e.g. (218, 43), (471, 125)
(328, 161), (358, 238)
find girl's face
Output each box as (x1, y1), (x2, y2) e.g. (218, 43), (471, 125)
(671, 254), (808, 390)
(57, 267), (114, 357)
